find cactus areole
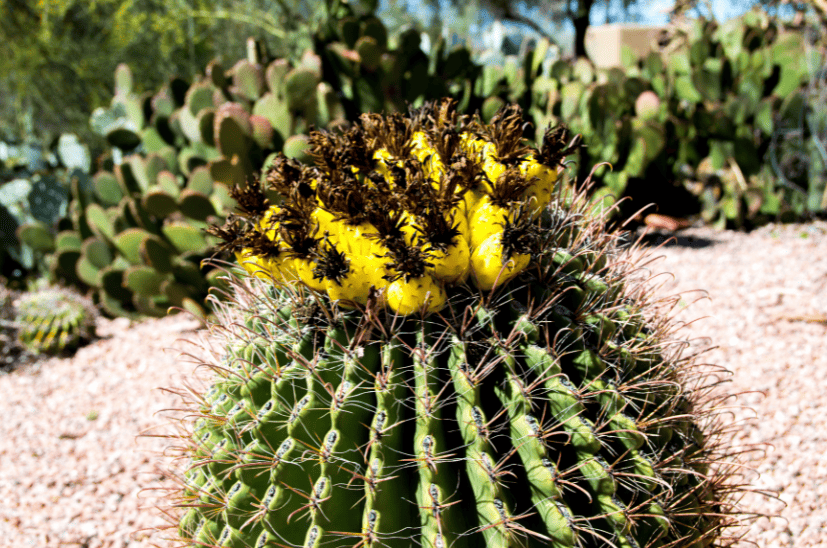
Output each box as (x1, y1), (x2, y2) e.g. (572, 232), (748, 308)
(169, 100), (745, 548)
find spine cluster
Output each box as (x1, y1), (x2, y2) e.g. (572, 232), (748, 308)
(210, 100), (577, 315)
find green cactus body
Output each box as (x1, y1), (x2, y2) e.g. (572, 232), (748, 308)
(14, 286), (96, 354)
(167, 101), (745, 548)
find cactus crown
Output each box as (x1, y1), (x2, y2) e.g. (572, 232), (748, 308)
(209, 99), (576, 314)
(167, 100), (748, 548)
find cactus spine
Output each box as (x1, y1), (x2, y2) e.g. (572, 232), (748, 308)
(163, 100), (747, 548)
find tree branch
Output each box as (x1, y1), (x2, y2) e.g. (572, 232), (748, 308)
(808, 0), (827, 28)
(188, 8), (290, 39)
(498, 5), (561, 49)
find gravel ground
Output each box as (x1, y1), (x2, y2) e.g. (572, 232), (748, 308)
(637, 221), (827, 548)
(0, 221), (825, 548)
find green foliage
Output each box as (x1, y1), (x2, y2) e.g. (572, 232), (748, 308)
(0, 136), (90, 283)
(44, 48), (307, 317)
(55, 48), (349, 318)
(316, 10), (485, 116)
(49, 151), (228, 319)
(164, 105), (747, 548)
(14, 285), (96, 355)
(485, 10), (823, 227)
(0, 0), (389, 145)
(0, 0), (222, 144)
(766, 44), (827, 218)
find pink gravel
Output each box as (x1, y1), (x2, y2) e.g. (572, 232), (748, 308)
(0, 315), (204, 547)
(0, 220), (825, 547)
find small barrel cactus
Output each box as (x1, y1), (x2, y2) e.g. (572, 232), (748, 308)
(163, 100), (746, 548)
(14, 286), (96, 355)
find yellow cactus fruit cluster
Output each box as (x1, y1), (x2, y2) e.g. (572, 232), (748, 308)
(233, 206), (297, 282)
(209, 100), (579, 316)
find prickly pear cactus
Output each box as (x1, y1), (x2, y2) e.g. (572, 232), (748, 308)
(14, 286), (96, 355)
(164, 100), (746, 548)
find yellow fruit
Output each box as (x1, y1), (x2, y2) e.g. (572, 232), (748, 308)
(521, 158), (557, 217)
(272, 256), (299, 282)
(312, 207), (336, 235)
(386, 274), (447, 316)
(351, 244), (391, 290)
(410, 131), (431, 156)
(451, 205), (470, 245)
(469, 233), (530, 291)
(482, 158), (506, 190)
(399, 212), (420, 246)
(259, 206), (281, 240)
(330, 222), (356, 254)
(325, 264), (373, 306)
(365, 263), (390, 294)
(235, 249), (297, 283)
(425, 237), (470, 284)
(292, 257), (327, 292)
(347, 222), (380, 257)
(468, 198), (510, 251)
(312, 208), (350, 251)
(408, 138), (444, 191)
(235, 249), (268, 278)
(373, 149), (393, 181)
(461, 187), (487, 222)
(460, 134), (496, 162)
(424, 158), (445, 189)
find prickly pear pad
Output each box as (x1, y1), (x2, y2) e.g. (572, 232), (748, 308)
(163, 101), (749, 548)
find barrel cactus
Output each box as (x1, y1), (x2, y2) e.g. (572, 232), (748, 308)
(14, 286), (97, 355)
(163, 100), (746, 548)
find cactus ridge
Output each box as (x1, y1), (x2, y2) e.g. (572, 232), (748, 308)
(162, 100), (748, 548)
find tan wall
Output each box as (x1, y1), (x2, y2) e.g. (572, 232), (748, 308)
(585, 24), (665, 68)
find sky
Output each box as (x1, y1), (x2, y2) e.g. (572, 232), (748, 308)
(632, 0), (768, 25)
(381, 0), (769, 56)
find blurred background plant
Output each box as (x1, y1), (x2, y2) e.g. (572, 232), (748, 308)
(0, 0), (382, 145)
(2, 0), (823, 144)
(0, 134), (89, 286)
(766, 24), (827, 220)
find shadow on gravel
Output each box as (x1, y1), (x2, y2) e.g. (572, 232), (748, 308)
(632, 231), (717, 249)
